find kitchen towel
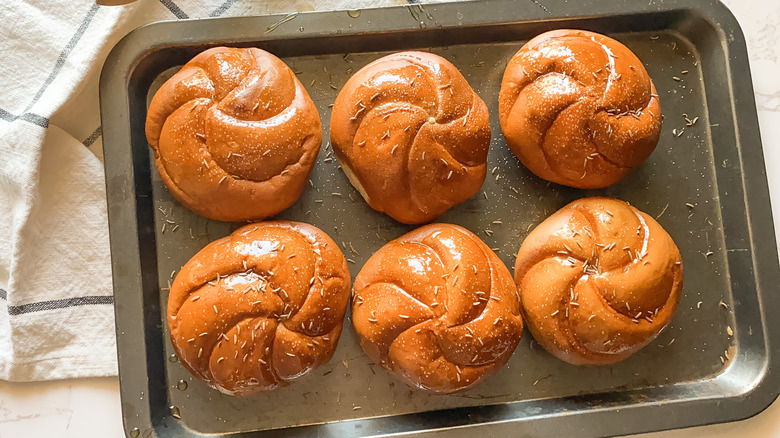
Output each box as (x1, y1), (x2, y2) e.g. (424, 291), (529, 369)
(0, 0), (446, 381)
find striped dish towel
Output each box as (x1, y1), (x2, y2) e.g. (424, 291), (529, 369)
(0, 0), (452, 381)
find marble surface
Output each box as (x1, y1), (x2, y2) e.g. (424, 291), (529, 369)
(1, 0), (779, 436)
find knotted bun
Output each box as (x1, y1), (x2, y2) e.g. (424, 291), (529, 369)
(352, 223), (523, 393)
(330, 51), (491, 224)
(514, 197), (682, 365)
(167, 221), (350, 395)
(499, 30), (662, 188)
(146, 47), (321, 221)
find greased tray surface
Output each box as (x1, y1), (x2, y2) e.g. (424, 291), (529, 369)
(100, 1), (780, 437)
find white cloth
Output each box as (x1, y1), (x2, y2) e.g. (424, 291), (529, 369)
(0, 0), (136, 382)
(0, 0), (450, 381)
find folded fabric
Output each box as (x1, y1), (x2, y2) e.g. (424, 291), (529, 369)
(0, 0), (455, 381)
(0, 0), (136, 382)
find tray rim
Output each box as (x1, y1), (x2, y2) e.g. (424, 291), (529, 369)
(99, 0), (780, 437)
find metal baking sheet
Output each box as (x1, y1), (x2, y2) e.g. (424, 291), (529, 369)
(99, 0), (780, 436)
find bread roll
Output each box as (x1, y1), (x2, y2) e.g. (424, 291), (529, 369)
(352, 224), (523, 393)
(145, 47), (321, 222)
(167, 221), (350, 395)
(330, 51), (491, 224)
(499, 30), (662, 188)
(514, 197), (682, 365)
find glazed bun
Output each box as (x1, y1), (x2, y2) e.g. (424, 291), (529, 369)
(330, 51), (491, 224)
(145, 47), (321, 222)
(167, 221), (350, 395)
(499, 30), (662, 188)
(352, 224), (523, 393)
(514, 197), (682, 365)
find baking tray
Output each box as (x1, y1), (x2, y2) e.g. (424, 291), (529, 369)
(99, 0), (780, 436)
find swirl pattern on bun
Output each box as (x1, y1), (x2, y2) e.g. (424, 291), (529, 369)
(514, 197), (683, 365)
(499, 30), (662, 188)
(167, 221), (350, 395)
(352, 223), (523, 393)
(146, 47), (321, 221)
(331, 51), (491, 224)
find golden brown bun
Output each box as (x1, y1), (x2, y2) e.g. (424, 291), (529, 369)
(514, 197), (682, 365)
(352, 223), (523, 393)
(499, 30), (662, 188)
(145, 47), (321, 222)
(167, 221), (350, 396)
(330, 51), (491, 224)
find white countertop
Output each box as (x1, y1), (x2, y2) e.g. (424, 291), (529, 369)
(1, 0), (778, 436)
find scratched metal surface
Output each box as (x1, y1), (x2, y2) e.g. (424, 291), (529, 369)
(101, 1), (779, 437)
